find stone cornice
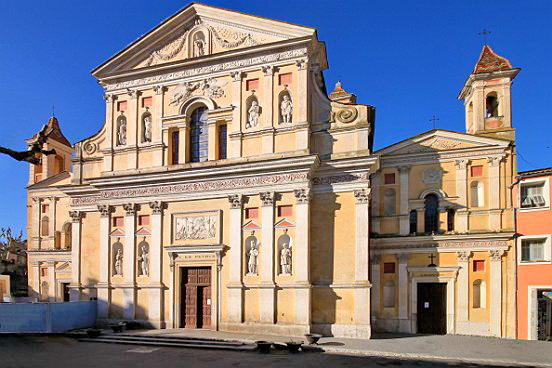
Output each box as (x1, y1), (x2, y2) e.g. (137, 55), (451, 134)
(381, 147), (509, 167)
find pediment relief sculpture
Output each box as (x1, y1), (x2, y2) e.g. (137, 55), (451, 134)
(393, 138), (476, 155)
(168, 78), (228, 106)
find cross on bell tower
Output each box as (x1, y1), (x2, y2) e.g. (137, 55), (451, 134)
(478, 29), (491, 45)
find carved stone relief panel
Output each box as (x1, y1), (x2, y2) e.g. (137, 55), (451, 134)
(171, 210), (222, 245)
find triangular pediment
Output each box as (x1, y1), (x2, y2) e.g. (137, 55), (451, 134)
(242, 220), (261, 230)
(274, 218), (295, 229)
(377, 130), (509, 156)
(110, 228), (125, 237)
(93, 4), (315, 76)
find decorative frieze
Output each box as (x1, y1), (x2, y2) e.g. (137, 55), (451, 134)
(371, 240), (509, 250)
(312, 172), (369, 185)
(105, 48), (308, 91)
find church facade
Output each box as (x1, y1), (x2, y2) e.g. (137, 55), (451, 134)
(26, 4), (520, 339)
(26, 4), (376, 338)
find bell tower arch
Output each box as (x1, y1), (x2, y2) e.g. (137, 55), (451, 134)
(458, 45), (520, 141)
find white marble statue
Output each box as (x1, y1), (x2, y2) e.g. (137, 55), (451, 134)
(280, 243), (292, 275)
(246, 100), (260, 129)
(193, 38), (205, 57)
(143, 115), (152, 142)
(117, 118), (127, 146)
(247, 241), (259, 275)
(138, 244), (149, 276)
(114, 249), (123, 276)
(280, 95), (293, 124)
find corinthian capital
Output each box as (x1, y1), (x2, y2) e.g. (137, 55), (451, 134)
(354, 189), (370, 204)
(294, 188), (311, 204)
(228, 194), (243, 209)
(259, 192), (275, 207)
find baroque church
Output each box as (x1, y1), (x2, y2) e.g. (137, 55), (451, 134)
(26, 4), (518, 339)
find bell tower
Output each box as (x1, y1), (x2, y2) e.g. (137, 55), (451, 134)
(458, 45), (520, 140)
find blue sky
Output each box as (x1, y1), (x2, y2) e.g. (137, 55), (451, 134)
(0, 1), (550, 235)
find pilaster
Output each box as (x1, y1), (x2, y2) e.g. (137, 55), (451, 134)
(30, 261), (40, 300)
(97, 205), (112, 319)
(123, 203), (137, 319)
(103, 94), (116, 172)
(353, 189), (371, 328)
(293, 188), (311, 327)
(148, 201), (164, 328)
(229, 71), (243, 159)
(47, 196), (57, 248)
(127, 89), (140, 170)
(69, 211), (83, 301)
(259, 191), (275, 324)
(295, 60), (309, 151)
(455, 159), (469, 233)
(397, 253), (409, 332)
(261, 66), (275, 154)
(456, 251), (471, 330)
(227, 194), (244, 323)
(489, 249), (504, 337)
(370, 254), (381, 318)
(371, 173), (381, 233)
(398, 166), (410, 235)
(488, 155), (504, 230)
(31, 198), (41, 250)
(46, 261), (56, 302)
(152, 85), (165, 166)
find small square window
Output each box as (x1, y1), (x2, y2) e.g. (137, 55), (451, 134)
(521, 183), (546, 208)
(41, 204), (49, 213)
(384, 173), (396, 185)
(41, 268), (48, 277)
(112, 216), (124, 227)
(278, 205), (293, 217)
(521, 239), (547, 262)
(245, 208), (259, 219)
(473, 260), (485, 272)
(142, 97), (152, 108)
(117, 101), (127, 112)
(246, 79), (259, 91)
(138, 215), (150, 226)
(383, 262), (396, 273)
(278, 73), (292, 86)
(471, 165), (483, 177)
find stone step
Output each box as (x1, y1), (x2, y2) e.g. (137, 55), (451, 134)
(79, 335), (255, 352)
(117, 334), (243, 345)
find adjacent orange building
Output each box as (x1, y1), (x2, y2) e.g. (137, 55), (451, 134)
(515, 168), (552, 340)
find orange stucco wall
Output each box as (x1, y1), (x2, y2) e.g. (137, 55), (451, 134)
(515, 173), (552, 340)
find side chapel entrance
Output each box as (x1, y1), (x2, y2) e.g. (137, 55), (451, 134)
(417, 282), (447, 334)
(180, 267), (212, 329)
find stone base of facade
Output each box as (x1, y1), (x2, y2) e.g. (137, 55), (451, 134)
(220, 322), (311, 336)
(372, 318), (410, 333)
(456, 321), (491, 336)
(311, 323), (371, 339)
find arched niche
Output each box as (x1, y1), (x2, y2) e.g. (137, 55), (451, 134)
(62, 222), (72, 249)
(141, 112), (152, 143)
(424, 193), (439, 234)
(41, 216), (49, 237)
(245, 94), (261, 129)
(112, 241), (123, 276)
(485, 92), (499, 117)
(138, 239), (149, 277)
(244, 235), (259, 275)
(41, 281), (49, 301)
(116, 114), (127, 146)
(277, 233), (293, 275)
(473, 279), (486, 309)
(278, 89), (293, 124)
(188, 27), (211, 58)
(470, 181), (484, 207)
(383, 188), (396, 216)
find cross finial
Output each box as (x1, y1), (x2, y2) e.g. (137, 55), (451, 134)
(478, 29), (491, 45)
(429, 115), (439, 129)
(52, 104), (55, 117)
(428, 253), (437, 267)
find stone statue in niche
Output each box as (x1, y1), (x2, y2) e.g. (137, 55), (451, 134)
(280, 243), (292, 275)
(138, 244), (149, 276)
(247, 241), (259, 275)
(280, 94), (293, 124)
(193, 35), (205, 57)
(114, 249), (123, 276)
(143, 115), (152, 143)
(117, 117), (127, 146)
(246, 100), (260, 129)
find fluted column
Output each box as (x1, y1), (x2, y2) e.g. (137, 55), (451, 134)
(293, 188), (311, 329)
(97, 205), (112, 319)
(456, 251), (471, 331)
(353, 189), (371, 331)
(122, 203), (137, 319)
(489, 249), (504, 337)
(229, 71), (243, 159)
(259, 192), (275, 324)
(69, 211), (83, 301)
(370, 254), (382, 319)
(397, 253), (410, 332)
(227, 194), (244, 323)
(398, 166), (410, 235)
(148, 201), (164, 328)
(455, 159), (469, 233)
